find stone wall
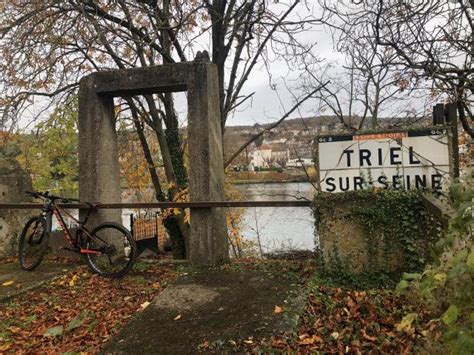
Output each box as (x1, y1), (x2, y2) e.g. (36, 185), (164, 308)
(314, 191), (439, 275)
(0, 143), (33, 257)
(316, 197), (403, 274)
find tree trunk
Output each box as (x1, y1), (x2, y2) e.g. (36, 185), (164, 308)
(145, 96), (188, 259)
(154, 0), (188, 258)
(132, 111), (165, 201)
(161, 93), (187, 188)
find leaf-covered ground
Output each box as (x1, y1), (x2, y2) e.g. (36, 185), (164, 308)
(206, 260), (443, 353)
(0, 259), (177, 353)
(1, 258), (444, 353)
(263, 285), (440, 353)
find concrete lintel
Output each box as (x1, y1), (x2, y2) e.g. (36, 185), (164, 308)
(81, 63), (205, 96)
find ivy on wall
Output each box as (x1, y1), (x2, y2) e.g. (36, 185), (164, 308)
(353, 189), (440, 271)
(313, 189), (442, 288)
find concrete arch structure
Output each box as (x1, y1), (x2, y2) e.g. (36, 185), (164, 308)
(78, 62), (228, 265)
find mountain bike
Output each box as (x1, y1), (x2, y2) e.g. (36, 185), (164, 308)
(18, 191), (137, 278)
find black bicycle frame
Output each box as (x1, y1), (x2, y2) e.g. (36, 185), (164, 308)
(41, 199), (94, 250)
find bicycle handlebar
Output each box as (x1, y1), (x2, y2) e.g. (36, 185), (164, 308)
(25, 191), (93, 206)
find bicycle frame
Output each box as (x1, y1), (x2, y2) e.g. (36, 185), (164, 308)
(21, 190), (136, 278)
(41, 200), (102, 255)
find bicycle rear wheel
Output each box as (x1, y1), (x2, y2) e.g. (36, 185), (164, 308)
(18, 216), (49, 271)
(84, 222), (137, 278)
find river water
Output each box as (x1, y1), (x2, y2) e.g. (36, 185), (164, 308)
(55, 183), (317, 254)
(235, 182), (317, 254)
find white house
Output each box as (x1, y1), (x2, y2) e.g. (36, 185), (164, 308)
(250, 144), (272, 168)
(271, 146), (290, 167)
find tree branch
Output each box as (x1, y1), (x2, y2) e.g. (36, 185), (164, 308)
(224, 80), (330, 168)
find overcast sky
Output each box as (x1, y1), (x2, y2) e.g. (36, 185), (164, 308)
(20, 2), (334, 130)
(183, 1), (345, 128)
(225, 3), (339, 127)
(17, 1), (435, 131)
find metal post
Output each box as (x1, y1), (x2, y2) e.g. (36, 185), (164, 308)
(433, 103), (445, 125)
(446, 103), (460, 178)
(155, 211), (159, 252)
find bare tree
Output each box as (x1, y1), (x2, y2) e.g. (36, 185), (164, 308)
(371, 0), (474, 136)
(300, 0), (428, 132)
(0, 0), (324, 257)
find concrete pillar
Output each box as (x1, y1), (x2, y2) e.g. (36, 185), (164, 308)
(187, 64), (229, 265)
(0, 142), (33, 256)
(78, 75), (121, 227)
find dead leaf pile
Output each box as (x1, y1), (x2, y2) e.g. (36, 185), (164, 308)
(0, 262), (177, 353)
(230, 283), (437, 353)
(268, 285), (435, 353)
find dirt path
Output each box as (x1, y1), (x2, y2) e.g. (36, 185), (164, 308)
(102, 265), (304, 354)
(0, 260), (72, 302)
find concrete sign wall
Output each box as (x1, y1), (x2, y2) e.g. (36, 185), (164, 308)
(315, 128), (452, 193)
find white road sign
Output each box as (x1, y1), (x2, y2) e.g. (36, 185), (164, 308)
(316, 128), (452, 193)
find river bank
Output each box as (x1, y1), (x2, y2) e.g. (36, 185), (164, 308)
(228, 171), (312, 184)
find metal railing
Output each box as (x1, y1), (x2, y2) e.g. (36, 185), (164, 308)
(0, 200), (312, 209)
(0, 201), (313, 254)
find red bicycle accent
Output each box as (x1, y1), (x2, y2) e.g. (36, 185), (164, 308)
(80, 249), (102, 255)
(19, 191), (137, 278)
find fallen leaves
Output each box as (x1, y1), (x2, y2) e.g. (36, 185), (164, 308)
(0, 258), (436, 354)
(298, 333), (323, 345)
(274, 305), (283, 314)
(2, 280), (14, 286)
(247, 283), (431, 353)
(139, 301), (151, 311)
(0, 343), (11, 351)
(361, 329), (377, 342)
(0, 260), (177, 353)
(43, 325), (64, 337)
(396, 313), (418, 333)
(68, 274), (79, 287)
(297, 285), (419, 352)
(7, 326), (22, 334)
(66, 310), (91, 332)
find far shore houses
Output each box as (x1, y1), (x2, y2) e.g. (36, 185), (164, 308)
(247, 140), (313, 169)
(226, 118), (348, 170)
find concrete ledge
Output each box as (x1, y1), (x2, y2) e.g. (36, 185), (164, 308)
(0, 261), (72, 303)
(421, 194), (456, 228)
(102, 267), (301, 354)
(314, 191), (441, 274)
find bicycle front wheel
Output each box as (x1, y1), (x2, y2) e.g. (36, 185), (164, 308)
(84, 223), (137, 278)
(18, 216), (49, 271)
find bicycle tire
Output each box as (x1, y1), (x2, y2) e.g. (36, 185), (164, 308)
(84, 222), (137, 278)
(18, 216), (49, 271)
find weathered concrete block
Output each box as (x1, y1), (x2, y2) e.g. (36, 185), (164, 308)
(314, 191), (437, 275)
(187, 64), (228, 265)
(78, 75), (121, 227)
(316, 198), (404, 274)
(0, 143), (34, 256)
